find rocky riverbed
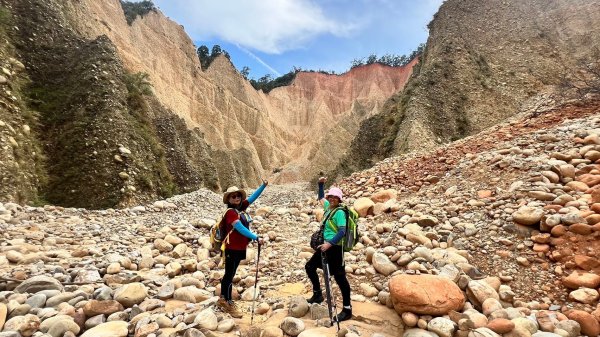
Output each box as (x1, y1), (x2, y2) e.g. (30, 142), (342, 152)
(1, 103), (600, 336)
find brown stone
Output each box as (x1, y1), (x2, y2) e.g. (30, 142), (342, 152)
(83, 300), (124, 317)
(549, 238), (566, 246)
(389, 274), (465, 315)
(551, 225), (567, 237)
(591, 203), (600, 213)
(569, 223), (594, 235)
(593, 187), (600, 203)
(567, 181), (590, 192)
(370, 189), (397, 203)
(531, 233), (551, 244)
(134, 322), (159, 337)
(535, 310), (568, 332)
(0, 303), (7, 331)
(580, 210), (596, 218)
(486, 318), (515, 334)
(544, 205), (562, 212)
(586, 214), (600, 225)
(73, 309), (86, 330)
(353, 197), (375, 217)
(578, 174), (600, 187)
(574, 255), (600, 271)
(532, 244), (550, 253)
(563, 271), (600, 289)
(566, 310), (600, 337)
(478, 190), (493, 198)
(592, 307), (600, 322)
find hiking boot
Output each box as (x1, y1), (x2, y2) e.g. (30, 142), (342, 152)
(336, 308), (352, 322)
(217, 298), (243, 318)
(307, 291), (324, 304)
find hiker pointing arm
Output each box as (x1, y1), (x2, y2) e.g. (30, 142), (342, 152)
(217, 181), (267, 318)
(248, 179), (268, 204)
(306, 177), (352, 322)
(227, 180), (268, 242)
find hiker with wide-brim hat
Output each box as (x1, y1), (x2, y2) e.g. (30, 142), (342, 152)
(305, 177), (353, 322)
(217, 181), (267, 318)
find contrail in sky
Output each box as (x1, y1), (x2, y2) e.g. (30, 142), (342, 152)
(235, 44), (282, 77)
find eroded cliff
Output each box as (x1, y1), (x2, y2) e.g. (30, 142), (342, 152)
(0, 0), (413, 207)
(330, 0), (600, 181)
(67, 0), (415, 185)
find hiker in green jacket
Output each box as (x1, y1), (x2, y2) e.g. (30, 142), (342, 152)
(305, 177), (352, 322)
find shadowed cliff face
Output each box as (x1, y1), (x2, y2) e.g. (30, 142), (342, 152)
(392, 0), (600, 153)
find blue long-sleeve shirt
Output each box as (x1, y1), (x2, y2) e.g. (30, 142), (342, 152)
(233, 220), (258, 240)
(231, 182), (266, 240)
(248, 183), (266, 204)
(318, 182), (325, 200)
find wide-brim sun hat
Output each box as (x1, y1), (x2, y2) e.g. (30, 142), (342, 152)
(326, 187), (343, 202)
(223, 186), (247, 204)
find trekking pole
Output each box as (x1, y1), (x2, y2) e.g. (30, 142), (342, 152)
(321, 251), (340, 332)
(251, 241), (262, 325)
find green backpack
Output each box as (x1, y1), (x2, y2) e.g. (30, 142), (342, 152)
(325, 205), (360, 252)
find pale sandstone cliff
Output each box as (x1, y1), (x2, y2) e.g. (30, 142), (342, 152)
(66, 0), (414, 186)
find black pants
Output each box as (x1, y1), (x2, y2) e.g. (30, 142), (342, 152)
(221, 249), (246, 301)
(305, 245), (352, 307)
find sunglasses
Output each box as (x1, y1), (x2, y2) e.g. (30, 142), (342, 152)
(229, 194), (242, 199)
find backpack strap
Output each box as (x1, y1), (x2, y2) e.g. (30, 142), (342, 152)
(221, 208), (239, 248)
(325, 206), (347, 233)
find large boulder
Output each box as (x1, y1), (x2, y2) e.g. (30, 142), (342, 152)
(512, 206), (544, 226)
(2, 314), (40, 337)
(403, 328), (439, 337)
(466, 280), (499, 309)
(0, 303), (7, 331)
(353, 198), (375, 217)
(566, 310), (600, 337)
(280, 317), (305, 336)
(370, 189), (397, 203)
(80, 321), (128, 337)
(288, 297), (309, 318)
(372, 253), (398, 276)
(563, 271), (600, 289)
(389, 275), (465, 315)
(14, 276), (63, 294)
(113, 282), (148, 307)
(193, 308), (218, 331)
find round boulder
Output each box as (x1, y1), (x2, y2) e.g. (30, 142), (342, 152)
(288, 296), (309, 318)
(14, 276), (63, 294)
(280, 317), (305, 336)
(113, 282), (148, 307)
(353, 198), (374, 217)
(512, 207), (544, 226)
(389, 274), (465, 315)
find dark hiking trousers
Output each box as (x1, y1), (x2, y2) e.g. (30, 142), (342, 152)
(305, 244), (351, 307)
(221, 249), (246, 301)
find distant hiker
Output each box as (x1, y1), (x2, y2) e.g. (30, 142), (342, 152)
(305, 177), (353, 322)
(217, 180), (267, 318)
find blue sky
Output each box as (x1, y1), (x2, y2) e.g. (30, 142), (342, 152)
(148, 0), (444, 79)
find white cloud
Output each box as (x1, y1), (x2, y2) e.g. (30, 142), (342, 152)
(154, 0), (355, 54)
